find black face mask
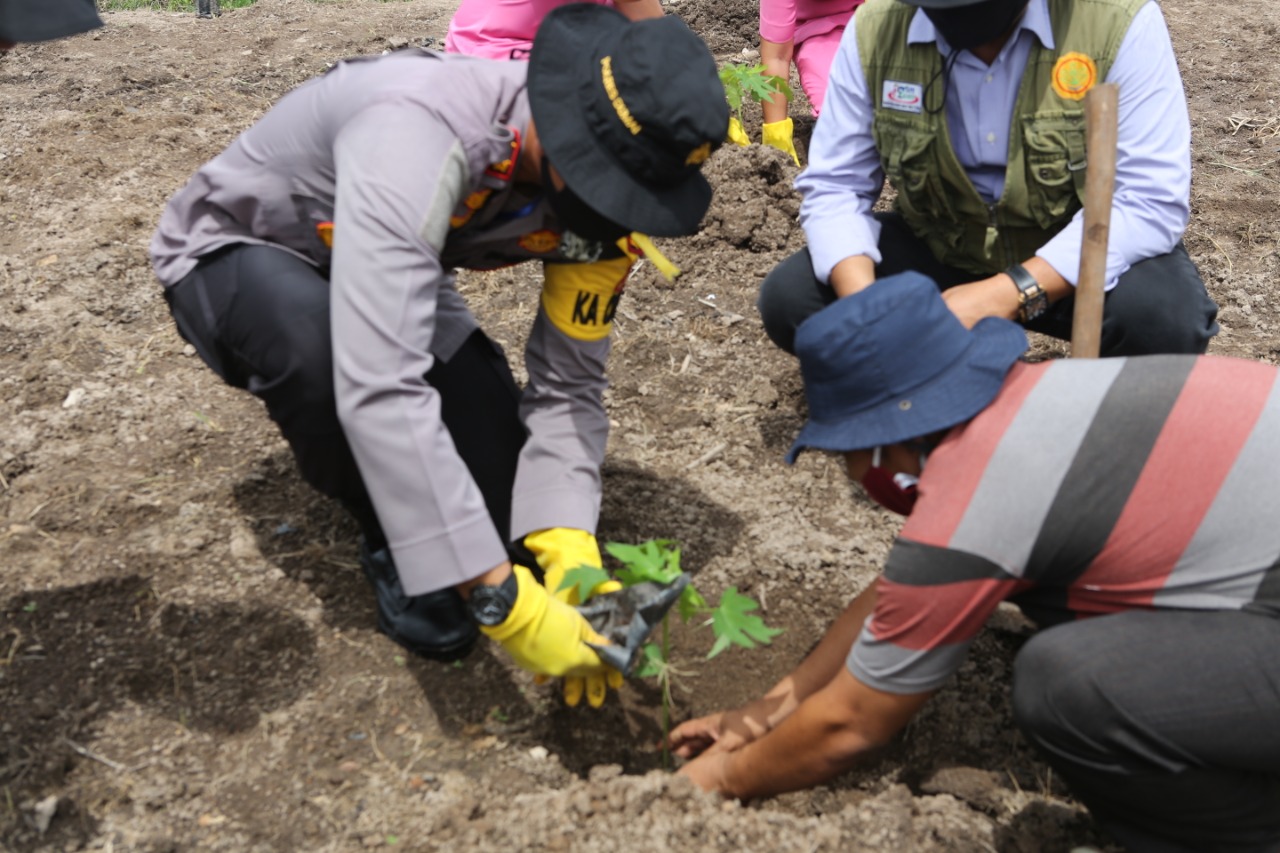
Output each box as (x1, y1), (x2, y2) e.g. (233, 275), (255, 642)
(542, 157), (631, 244)
(922, 0), (1029, 51)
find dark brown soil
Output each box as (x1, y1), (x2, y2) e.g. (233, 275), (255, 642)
(1, 0), (1276, 849)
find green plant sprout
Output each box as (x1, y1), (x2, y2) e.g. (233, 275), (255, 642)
(560, 539), (782, 767)
(718, 62), (793, 124)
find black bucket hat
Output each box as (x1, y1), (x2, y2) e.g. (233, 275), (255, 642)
(0, 0), (102, 43)
(527, 4), (728, 237)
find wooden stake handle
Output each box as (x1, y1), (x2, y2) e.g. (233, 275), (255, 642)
(1071, 83), (1118, 359)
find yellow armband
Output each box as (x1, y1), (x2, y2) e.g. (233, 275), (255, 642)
(542, 253), (632, 341)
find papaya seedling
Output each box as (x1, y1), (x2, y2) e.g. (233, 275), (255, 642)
(718, 62), (793, 124)
(560, 539), (782, 767)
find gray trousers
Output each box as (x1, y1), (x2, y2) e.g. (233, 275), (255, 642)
(758, 213), (1219, 357)
(1012, 609), (1280, 852)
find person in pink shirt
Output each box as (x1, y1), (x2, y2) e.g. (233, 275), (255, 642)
(445, 0), (663, 61)
(730, 0), (862, 164)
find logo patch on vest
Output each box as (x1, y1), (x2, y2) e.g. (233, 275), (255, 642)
(882, 80), (923, 114)
(1051, 52), (1097, 100)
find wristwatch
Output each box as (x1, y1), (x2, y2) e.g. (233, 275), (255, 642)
(467, 572), (520, 626)
(1005, 263), (1048, 324)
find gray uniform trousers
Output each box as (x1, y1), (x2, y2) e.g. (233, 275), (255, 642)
(165, 243), (530, 560)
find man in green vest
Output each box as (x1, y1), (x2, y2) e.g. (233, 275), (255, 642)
(757, 0), (1219, 357)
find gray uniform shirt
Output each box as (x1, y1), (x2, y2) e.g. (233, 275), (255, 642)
(151, 51), (629, 594)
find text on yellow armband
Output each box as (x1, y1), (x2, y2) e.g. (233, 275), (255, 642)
(541, 254), (633, 341)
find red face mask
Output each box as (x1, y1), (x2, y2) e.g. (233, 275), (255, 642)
(860, 446), (921, 516)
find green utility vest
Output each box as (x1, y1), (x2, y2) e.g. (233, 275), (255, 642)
(856, 0), (1144, 274)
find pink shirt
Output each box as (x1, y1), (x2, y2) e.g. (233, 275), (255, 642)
(759, 0), (859, 45)
(446, 0), (615, 60)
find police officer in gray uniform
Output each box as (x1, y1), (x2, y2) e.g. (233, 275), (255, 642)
(150, 5), (728, 706)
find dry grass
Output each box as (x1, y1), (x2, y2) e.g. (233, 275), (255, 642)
(1227, 113), (1280, 139)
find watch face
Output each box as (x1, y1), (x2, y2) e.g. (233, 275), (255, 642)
(1025, 288), (1049, 320)
(469, 587), (512, 626)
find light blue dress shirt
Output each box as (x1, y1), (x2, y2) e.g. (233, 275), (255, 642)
(797, 0), (1191, 290)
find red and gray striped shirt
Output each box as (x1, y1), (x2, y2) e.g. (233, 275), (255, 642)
(849, 355), (1280, 695)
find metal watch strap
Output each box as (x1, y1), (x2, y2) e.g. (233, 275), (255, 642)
(1005, 263), (1048, 323)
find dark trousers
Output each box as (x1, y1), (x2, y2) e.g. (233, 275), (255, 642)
(1011, 609), (1280, 852)
(758, 213), (1219, 357)
(165, 244), (529, 557)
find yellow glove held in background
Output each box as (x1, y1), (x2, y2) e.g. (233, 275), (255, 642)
(726, 116), (750, 147)
(481, 565), (612, 679)
(761, 118), (801, 167)
(523, 528), (625, 707)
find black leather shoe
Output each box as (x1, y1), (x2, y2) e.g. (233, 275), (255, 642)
(359, 541), (479, 662)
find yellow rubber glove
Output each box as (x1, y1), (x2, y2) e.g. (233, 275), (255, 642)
(481, 565), (613, 678)
(726, 116), (750, 147)
(524, 528), (624, 707)
(761, 118), (801, 167)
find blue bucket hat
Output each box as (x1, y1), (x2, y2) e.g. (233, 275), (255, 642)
(786, 272), (1028, 463)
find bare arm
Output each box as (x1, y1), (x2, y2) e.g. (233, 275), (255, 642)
(828, 254), (877, 298)
(940, 255), (1071, 329)
(670, 581), (879, 757)
(760, 38), (793, 125)
(615, 0), (664, 20)
(683, 667), (932, 800)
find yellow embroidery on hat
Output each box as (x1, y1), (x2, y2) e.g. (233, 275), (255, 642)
(316, 221), (334, 249)
(601, 56), (642, 136)
(685, 142), (711, 166)
(519, 230), (561, 254)
(1051, 52), (1097, 101)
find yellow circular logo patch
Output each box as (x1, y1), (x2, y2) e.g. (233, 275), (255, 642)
(1052, 52), (1097, 101)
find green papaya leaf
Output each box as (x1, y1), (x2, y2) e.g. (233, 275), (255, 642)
(677, 583), (709, 623)
(557, 564), (612, 603)
(706, 586), (783, 659)
(605, 539), (681, 586)
(634, 642), (666, 679)
(718, 64), (745, 115)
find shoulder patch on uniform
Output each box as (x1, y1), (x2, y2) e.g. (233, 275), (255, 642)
(485, 126), (521, 181)
(881, 80), (924, 114)
(1051, 52), (1097, 101)
(519, 230), (560, 254)
(419, 141), (470, 253)
(451, 188), (493, 229)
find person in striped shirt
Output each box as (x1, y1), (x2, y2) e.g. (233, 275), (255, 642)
(672, 271), (1280, 851)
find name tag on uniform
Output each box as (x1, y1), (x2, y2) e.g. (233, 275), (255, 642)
(882, 80), (924, 114)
